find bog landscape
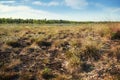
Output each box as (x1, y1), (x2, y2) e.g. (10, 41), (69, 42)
(0, 0), (120, 80)
(0, 20), (120, 80)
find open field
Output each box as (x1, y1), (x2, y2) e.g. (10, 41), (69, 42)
(0, 23), (120, 80)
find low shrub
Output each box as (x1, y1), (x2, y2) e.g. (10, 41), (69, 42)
(42, 68), (56, 79)
(7, 41), (22, 48)
(111, 31), (120, 40)
(80, 42), (101, 61)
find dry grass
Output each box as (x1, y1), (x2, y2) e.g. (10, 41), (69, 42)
(0, 23), (120, 80)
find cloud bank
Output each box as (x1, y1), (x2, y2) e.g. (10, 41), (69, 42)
(0, 3), (63, 19)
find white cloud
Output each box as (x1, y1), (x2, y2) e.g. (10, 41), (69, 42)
(94, 3), (120, 14)
(0, 1), (15, 4)
(0, 3), (63, 19)
(23, 0), (30, 1)
(32, 1), (59, 6)
(64, 0), (88, 9)
(0, 4), (29, 13)
(32, 1), (43, 6)
(113, 8), (120, 13)
(48, 1), (59, 6)
(106, 8), (120, 13)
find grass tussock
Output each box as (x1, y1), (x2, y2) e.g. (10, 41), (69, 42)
(111, 31), (120, 40)
(80, 41), (102, 61)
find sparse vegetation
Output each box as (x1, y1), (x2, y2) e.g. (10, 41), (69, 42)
(0, 23), (120, 80)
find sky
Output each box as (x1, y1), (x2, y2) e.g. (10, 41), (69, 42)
(0, 0), (120, 21)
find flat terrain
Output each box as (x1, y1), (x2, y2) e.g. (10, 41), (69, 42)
(0, 23), (120, 80)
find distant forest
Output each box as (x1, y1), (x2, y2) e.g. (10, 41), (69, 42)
(0, 18), (119, 24)
(0, 18), (78, 24)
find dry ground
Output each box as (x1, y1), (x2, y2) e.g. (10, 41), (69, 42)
(0, 23), (120, 80)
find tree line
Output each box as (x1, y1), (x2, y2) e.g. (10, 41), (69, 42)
(0, 18), (119, 24)
(0, 18), (79, 24)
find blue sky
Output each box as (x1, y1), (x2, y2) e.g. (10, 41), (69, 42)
(0, 0), (120, 21)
